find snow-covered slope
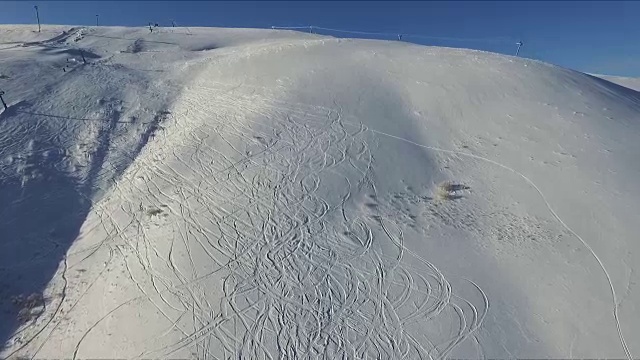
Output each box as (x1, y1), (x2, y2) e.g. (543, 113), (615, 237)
(594, 74), (640, 92)
(1, 25), (639, 359)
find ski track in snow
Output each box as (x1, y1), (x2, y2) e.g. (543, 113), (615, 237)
(59, 84), (490, 360)
(273, 86), (633, 360)
(365, 129), (632, 360)
(22, 78), (629, 360)
(2, 26), (635, 360)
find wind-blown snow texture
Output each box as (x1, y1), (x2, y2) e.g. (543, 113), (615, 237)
(1, 25), (639, 359)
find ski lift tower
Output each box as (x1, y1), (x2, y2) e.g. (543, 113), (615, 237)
(516, 41), (524, 56)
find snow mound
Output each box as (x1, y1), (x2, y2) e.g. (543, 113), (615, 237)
(1, 25), (639, 359)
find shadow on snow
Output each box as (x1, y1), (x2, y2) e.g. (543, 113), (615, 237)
(0, 100), (164, 353)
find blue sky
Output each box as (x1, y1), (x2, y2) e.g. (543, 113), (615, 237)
(0, 1), (638, 76)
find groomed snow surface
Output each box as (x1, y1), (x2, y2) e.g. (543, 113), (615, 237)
(1, 25), (639, 359)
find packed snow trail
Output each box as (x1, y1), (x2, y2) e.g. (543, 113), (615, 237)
(1, 25), (639, 359)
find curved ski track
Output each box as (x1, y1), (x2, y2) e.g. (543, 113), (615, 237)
(2, 35), (631, 360)
(66, 82), (489, 360)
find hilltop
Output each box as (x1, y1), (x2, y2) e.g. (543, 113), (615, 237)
(1, 25), (639, 359)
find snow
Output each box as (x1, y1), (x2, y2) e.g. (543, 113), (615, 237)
(1, 24), (639, 359)
(593, 74), (640, 92)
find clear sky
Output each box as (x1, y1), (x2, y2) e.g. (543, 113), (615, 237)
(0, 1), (638, 76)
